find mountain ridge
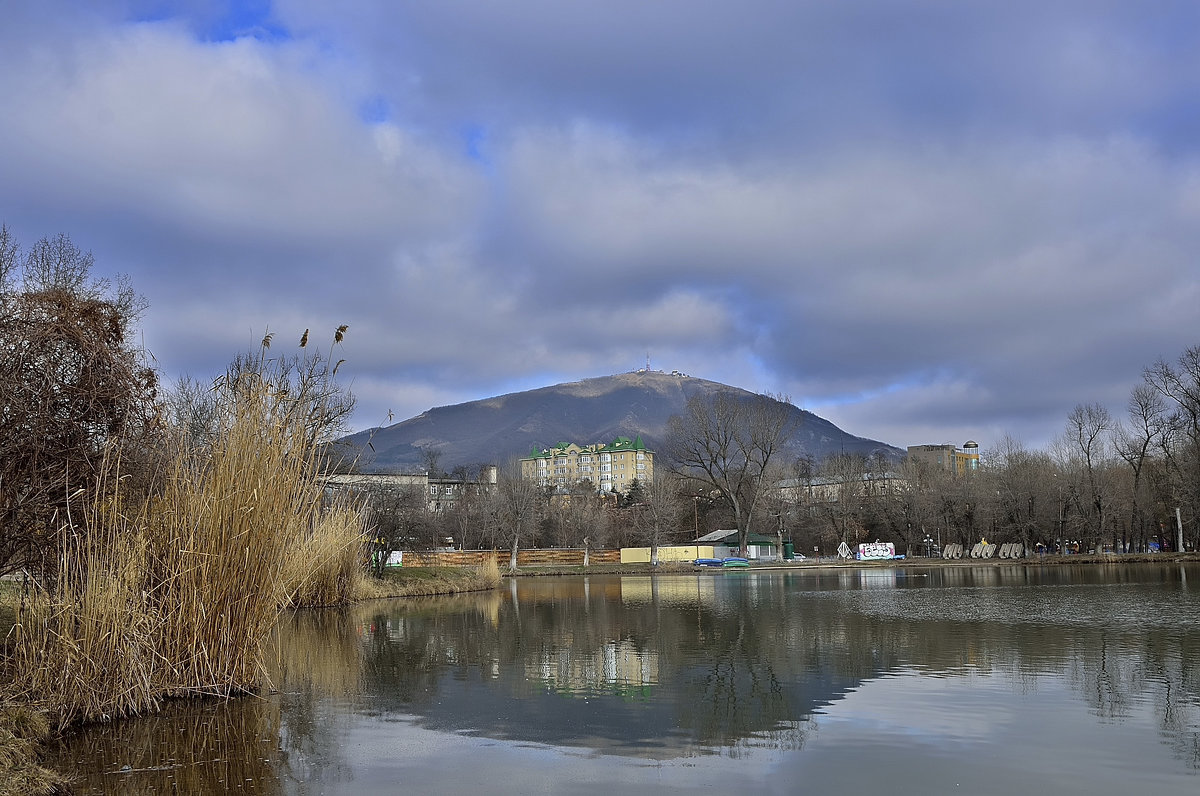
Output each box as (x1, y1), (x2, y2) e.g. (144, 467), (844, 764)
(337, 371), (900, 472)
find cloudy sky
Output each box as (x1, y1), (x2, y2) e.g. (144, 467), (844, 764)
(2, 1), (1197, 452)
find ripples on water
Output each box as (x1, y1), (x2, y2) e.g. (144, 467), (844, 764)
(50, 563), (1200, 795)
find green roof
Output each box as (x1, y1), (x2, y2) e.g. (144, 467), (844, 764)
(523, 435), (653, 460)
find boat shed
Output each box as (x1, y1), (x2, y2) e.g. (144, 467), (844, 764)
(694, 529), (778, 560)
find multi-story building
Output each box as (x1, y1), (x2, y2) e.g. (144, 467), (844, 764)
(323, 465), (498, 514)
(521, 436), (653, 493)
(906, 441), (980, 474)
(778, 471), (907, 504)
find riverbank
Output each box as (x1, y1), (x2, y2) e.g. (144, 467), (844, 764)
(361, 562), (502, 598)
(499, 551), (1200, 577)
(1, 584), (67, 795)
(1, 563), (500, 795)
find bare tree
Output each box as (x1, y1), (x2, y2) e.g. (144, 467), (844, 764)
(163, 376), (223, 452)
(0, 228), (159, 580)
(359, 481), (431, 575)
(665, 392), (799, 556)
(486, 461), (544, 571)
(634, 474), (685, 566)
(1115, 384), (1170, 551)
(893, 455), (944, 553)
(545, 480), (612, 549)
(813, 452), (873, 549)
(989, 435), (1059, 550)
(1060, 403), (1116, 551)
(422, 447), (444, 477)
(1143, 345), (1200, 550)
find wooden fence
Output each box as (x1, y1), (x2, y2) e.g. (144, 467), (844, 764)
(401, 548), (622, 568)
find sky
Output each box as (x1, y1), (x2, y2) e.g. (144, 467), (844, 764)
(2, 1), (1198, 454)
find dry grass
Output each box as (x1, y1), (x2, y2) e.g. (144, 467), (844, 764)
(13, 520), (163, 728)
(357, 560), (502, 600)
(0, 702), (68, 796)
(9, 350), (372, 731)
(476, 554), (501, 588)
(280, 502), (372, 608)
(0, 581), (18, 642)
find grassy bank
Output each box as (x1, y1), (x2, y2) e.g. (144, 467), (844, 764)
(0, 350), (374, 792)
(497, 552), (1200, 577)
(3, 583), (65, 794)
(1, 559), (498, 794)
(0, 703), (67, 796)
(500, 561), (697, 577)
(363, 559), (502, 598)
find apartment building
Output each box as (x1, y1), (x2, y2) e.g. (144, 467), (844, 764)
(906, 441), (980, 474)
(521, 435), (654, 493)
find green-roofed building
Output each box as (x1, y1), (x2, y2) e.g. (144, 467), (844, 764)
(520, 435), (653, 493)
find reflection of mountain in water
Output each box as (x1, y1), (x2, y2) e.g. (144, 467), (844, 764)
(47, 565), (1200, 792)
(344, 567), (1200, 763)
(353, 575), (877, 756)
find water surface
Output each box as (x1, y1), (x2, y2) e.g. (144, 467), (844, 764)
(51, 563), (1200, 794)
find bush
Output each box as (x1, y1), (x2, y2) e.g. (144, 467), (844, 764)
(0, 228), (159, 583)
(10, 337), (370, 728)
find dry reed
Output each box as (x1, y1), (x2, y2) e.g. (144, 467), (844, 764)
(476, 555), (501, 589)
(280, 502), (371, 608)
(356, 563), (502, 600)
(0, 701), (67, 796)
(10, 345), (372, 730)
(14, 483), (164, 728)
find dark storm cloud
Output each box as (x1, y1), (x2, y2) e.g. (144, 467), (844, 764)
(279, 1), (1200, 146)
(0, 1), (1197, 451)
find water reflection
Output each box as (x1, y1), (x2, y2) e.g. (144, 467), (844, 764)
(50, 564), (1200, 794)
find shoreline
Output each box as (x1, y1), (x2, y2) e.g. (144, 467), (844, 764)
(0, 565), (500, 796)
(497, 551), (1200, 578)
(7, 553), (1197, 794)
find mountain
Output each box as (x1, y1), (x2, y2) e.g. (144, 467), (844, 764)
(335, 371), (901, 472)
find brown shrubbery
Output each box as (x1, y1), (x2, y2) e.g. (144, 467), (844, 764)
(0, 226), (371, 732)
(9, 337), (372, 729)
(0, 227), (160, 584)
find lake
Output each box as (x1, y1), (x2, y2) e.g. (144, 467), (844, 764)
(50, 563), (1200, 794)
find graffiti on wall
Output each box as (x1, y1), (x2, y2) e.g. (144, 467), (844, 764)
(856, 542), (896, 560)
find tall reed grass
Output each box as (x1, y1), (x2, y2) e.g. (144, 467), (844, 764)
(0, 701), (66, 796)
(10, 343), (372, 729)
(280, 502), (371, 608)
(476, 555), (501, 589)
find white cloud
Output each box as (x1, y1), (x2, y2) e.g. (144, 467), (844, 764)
(2, 2), (1199, 450)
